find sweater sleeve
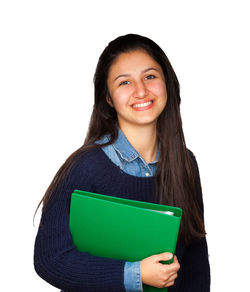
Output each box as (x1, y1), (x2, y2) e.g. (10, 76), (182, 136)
(34, 154), (126, 292)
(178, 152), (210, 292)
(179, 237), (210, 291)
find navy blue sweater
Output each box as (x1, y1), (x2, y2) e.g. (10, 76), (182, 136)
(34, 147), (210, 291)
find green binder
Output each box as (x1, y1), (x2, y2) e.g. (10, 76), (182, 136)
(69, 190), (182, 292)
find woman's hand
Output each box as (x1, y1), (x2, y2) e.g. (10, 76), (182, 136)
(140, 252), (180, 288)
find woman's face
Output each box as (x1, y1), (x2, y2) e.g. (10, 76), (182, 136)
(106, 49), (167, 130)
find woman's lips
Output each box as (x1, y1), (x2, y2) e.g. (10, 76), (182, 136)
(132, 101), (153, 111)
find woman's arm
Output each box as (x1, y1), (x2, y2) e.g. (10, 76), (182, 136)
(34, 155), (126, 292)
(179, 237), (210, 291)
(178, 151), (210, 291)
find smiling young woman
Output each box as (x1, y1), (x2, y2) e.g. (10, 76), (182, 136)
(106, 49), (168, 163)
(106, 50), (167, 128)
(34, 34), (210, 292)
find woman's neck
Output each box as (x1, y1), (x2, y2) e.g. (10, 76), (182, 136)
(119, 123), (158, 163)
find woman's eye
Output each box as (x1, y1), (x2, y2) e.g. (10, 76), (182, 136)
(146, 74), (156, 80)
(119, 80), (130, 86)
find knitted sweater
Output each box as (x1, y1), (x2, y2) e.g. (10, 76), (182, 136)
(34, 147), (210, 291)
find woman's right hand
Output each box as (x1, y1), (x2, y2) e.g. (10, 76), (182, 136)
(140, 252), (180, 288)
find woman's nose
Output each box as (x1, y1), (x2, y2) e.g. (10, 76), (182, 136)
(133, 81), (147, 99)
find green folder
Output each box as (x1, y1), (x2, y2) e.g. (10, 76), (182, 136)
(69, 190), (182, 292)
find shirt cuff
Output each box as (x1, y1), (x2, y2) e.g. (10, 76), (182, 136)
(124, 261), (142, 292)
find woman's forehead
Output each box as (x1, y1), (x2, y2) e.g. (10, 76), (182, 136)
(108, 50), (163, 79)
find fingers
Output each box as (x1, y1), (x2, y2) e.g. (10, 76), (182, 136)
(154, 253), (180, 272)
(165, 255), (180, 273)
(173, 255), (179, 263)
(153, 252), (173, 262)
(167, 271), (178, 283)
(141, 253), (180, 289)
(161, 264), (179, 288)
(155, 269), (179, 288)
(155, 254), (180, 288)
(172, 255), (180, 269)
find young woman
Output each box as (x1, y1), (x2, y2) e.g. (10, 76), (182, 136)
(34, 34), (210, 291)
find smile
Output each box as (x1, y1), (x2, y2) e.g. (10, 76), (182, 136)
(132, 101), (153, 108)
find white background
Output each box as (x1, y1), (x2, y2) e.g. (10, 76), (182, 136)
(1, 0), (249, 291)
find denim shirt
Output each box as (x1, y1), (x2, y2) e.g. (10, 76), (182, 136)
(96, 128), (158, 292)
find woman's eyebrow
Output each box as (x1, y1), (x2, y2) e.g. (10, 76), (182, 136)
(114, 73), (131, 81)
(113, 67), (160, 82)
(142, 67), (160, 74)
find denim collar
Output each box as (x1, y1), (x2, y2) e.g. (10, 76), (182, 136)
(113, 128), (159, 164)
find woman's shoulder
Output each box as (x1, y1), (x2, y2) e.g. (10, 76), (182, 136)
(187, 148), (199, 169)
(48, 147), (109, 199)
(72, 146), (106, 172)
(69, 145), (119, 178)
(187, 148), (196, 160)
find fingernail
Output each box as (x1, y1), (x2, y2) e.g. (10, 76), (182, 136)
(168, 253), (173, 260)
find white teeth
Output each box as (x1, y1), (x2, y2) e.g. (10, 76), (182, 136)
(133, 101), (153, 108)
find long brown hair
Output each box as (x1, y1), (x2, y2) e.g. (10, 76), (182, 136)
(36, 34), (206, 244)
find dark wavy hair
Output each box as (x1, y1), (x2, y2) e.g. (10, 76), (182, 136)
(36, 34), (206, 244)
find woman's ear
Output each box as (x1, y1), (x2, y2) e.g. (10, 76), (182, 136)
(106, 95), (114, 107)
